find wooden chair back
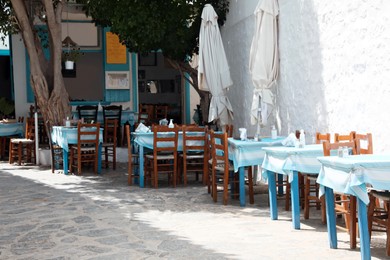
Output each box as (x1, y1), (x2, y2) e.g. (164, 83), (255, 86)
(103, 105), (122, 124)
(322, 140), (358, 156)
(77, 122), (100, 148)
(138, 104), (154, 125)
(77, 105), (98, 123)
(334, 131), (355, 142)
(182, 125), (206, 154)
(152, 124), (178, 155)
(210, 130), (230, 205)
(354, 133), (373, 154)
(181, 125), (206, 185)
(225, 124), (234, 138)
(25, 117), (35, 140)
(315, 132), (330, 144)
(155, 104), (168, 120)
(126, 124), (139, 185)
(103, 119), (118, 146)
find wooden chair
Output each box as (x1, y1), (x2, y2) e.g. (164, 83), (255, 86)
(102, 119), (118, 170)
(69, 122), (100, 175)
(323, 140), (359, 249)
(154, 104), (168, 121)
(144, 124), (179, 188)
(225, 124), (234, 137)
(178, 125), (206, 185)
(9, 117), (36, 165)
(304, 132), (330, 222)
(209, 130), (254, 205)
(126, 124), (139, 185)
(103, 105), (122, 146)
(138, 104), (153, 125)
(354, 132), (373, 155)
(76, 105), (98, 123)
(368, 190), (390, 256)
(0, 117), (24, 159)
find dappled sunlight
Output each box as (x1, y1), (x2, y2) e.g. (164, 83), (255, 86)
(133, 209), (352, 259)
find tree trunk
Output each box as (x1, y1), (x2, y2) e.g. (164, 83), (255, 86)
(165, 57), (210, 125)
(11, 0), (71, 127)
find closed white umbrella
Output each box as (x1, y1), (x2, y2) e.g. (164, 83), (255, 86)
(198, 4), (233, 126)
(249, 0), (279, 126)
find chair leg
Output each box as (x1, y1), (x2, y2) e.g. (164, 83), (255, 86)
(113, 148), (116, 170)
(212, 169), (218, 203)
(222, 171), (229, 205)
(285, 179), (290, 211)
(320, 195), (326, 224)
(304, 175), (310, 219)
(17, 143), (22, 165)
(349, 195), (357, 249)
(247, 166), (254, 204)
(386, 201), (390, 256)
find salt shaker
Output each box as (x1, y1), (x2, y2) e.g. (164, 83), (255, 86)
(342, 146), (349, 157)
(299, 129), (305, 148)
(338, 146), (343, 157)
(65, 116), (71, 127)
(271, 125), (277, 139)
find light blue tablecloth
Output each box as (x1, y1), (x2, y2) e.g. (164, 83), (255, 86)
(228, 137), (284, 173)
(0, 122), (24, 137)
(261, 144), (324, 229)
(316, 154), (390, 260)
(317, 154), (390, 205)
(51, 126), (103, 174)
(262, 144), (324, 180)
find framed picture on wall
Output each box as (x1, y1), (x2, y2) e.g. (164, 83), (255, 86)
(138, 52), (157, 66)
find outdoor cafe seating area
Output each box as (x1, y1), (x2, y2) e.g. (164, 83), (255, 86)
(1, 107), (390, 259)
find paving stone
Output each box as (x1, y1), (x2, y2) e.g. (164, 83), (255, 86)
(0, 162), (387, 259)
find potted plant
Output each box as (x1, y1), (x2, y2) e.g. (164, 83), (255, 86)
(62, 47), (83, 70)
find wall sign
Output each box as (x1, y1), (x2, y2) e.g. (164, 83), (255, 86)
(105, 32), (127, 64)
(105, 71), (129, 89)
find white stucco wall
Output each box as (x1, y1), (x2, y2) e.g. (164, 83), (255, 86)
(223, 0), (390, 152)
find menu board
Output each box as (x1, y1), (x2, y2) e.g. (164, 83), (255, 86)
(105, 32), (127, 64)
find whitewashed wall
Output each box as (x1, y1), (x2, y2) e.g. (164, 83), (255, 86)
(222, 0), (390, 152)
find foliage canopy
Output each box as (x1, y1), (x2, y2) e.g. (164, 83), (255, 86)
(78, 0), (230, 62)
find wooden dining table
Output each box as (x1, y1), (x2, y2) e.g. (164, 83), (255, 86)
(262, 144), (325, 229)
(133, 131), (205, 188)
(228, 137), (284, 206)
(317, 154), (390, 260)
(0, 121), (24, 137)
(51, 126), (104, 174)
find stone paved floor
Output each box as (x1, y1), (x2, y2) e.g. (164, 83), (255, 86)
(0, 162), (387, 259)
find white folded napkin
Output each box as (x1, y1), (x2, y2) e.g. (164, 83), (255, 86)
(135, 122), (150, 133)
(281, 133), (298, 147)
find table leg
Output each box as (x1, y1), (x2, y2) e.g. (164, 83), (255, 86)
(267, 170), (278, 220)
(357, 198), (370, 260)
(139, 145), (144, 188)
(239, 167), (245, 207)
(63, 148), (68, 175)
(324, 186), (337, 249)
(291, 170), (300, 229)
